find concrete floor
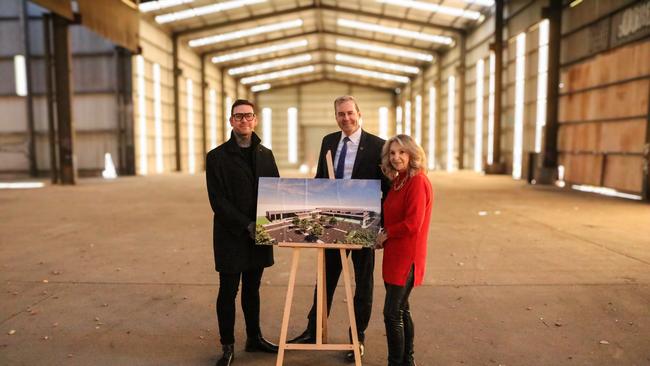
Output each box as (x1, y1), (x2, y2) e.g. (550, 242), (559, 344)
(1, 171), (649, 366)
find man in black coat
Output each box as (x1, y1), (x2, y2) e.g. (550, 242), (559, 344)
(288, 95), (389, 362)
(206, 99), (280, 366)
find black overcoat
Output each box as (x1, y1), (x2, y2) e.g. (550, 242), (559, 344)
(206, 132), (279, 273)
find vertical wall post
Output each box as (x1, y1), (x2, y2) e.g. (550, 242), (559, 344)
(457, 32), (467, 170)
(537, 0), (563, 183)
(20, 0), (37, 177)
(43, 14), (58, 183)
(172, 34), (181, 171)
(200, 54), (207, 170)
(487, 0), (505, 173)
(52, 14), (75, 184)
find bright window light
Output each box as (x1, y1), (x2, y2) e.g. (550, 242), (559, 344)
(136, 55), (148, 175)
(513, 33), (526, 180)
(224, 96), (232, 139)
(262, 107), (272, 148)
(474, 59), (484, 172)
(336, 39), (433, 62)
(153, 63), (164, 173)
(241, 65), (314, 84)
(428, 86), (436, 170)
(229, 54), (312, 76)
(102, 153), (117, 179)
(211, 39), (308, 63)
(396, 106), (403, 134)
(189, 19), (303, 47)
(186, 78), (195, 174)
(487, 51), (495, 165)
(535, 19), (549, 153)
(156, 0), (265, 24)
(0, 182), (45, 189)
(376, 0), (481, 20)
(139, 0), (193, 13)
(404, 100), (412, 136)
(447, 75), (455, 172)
(379, 106), (389, 139)
(463, 0), (494, 6)
(251, 83), (271, 92)
(335, 53), (419, 74)
(415, 95), (422, 144)
(14, 55), (27, 97)
(337, 18), (453, 45)
(209, 89), (217, 150)
(334, 65), (409, 83)
(288, 107), (298, 163)
(571, 185), (643, 201)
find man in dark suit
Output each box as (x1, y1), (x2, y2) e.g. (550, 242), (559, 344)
(289, 95), (389, 362)
(206, 99), (280, 366)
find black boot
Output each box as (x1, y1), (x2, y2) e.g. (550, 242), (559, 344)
(245, 333), (278, 353)
(403, 309), (415, 366)
(287, 327), (315, 344)
(216, 344), (234, 366)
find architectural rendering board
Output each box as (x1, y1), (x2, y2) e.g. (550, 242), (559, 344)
(255, 178), (382, 247)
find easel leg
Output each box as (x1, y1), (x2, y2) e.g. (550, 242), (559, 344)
(340, 249), (362, 366)
(276, 248), (301, 366)
(316, 247), (328, 344)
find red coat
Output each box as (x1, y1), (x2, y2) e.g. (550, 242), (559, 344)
(382, 172), (433, 287)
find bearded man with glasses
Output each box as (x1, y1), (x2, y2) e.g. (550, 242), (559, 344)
(206, 99), (280, 366)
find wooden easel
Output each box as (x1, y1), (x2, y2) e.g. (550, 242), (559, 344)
(275, 151), (363, 366)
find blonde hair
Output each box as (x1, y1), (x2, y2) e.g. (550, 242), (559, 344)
(380, 134), (427, 181)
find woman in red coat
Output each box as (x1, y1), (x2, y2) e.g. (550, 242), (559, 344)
(376, 134), (433, 366)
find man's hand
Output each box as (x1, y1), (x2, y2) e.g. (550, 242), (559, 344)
(375, 229), (387, 250)
(247, 222), (256, 240)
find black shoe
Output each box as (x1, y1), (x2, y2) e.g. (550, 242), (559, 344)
(245, 334), (278, 353)
(287, 328), (315, 344)
(345, 342), (364, 362)
(216, 344), (234, 366)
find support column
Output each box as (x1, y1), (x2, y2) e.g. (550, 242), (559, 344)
(52, 14), (75, 184)
(486, 0), (505, 174)
(200, 54), (207, 170)
(172, 34), (181, 171)
(536, 0), (562, 183)
(435, 52), (443, 169)
(20, 0), (37, 177)
(643, 68), (650, 201)
(43, 14), (58, 184)
(457, 32), (467, 170)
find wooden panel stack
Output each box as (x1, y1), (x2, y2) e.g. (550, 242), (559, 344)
(558, 40), (649, 193)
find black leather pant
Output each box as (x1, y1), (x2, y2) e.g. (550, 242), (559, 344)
(216, 267), (264, 345)
(306, 247), (375, 342)
(383, 266), (415, 366)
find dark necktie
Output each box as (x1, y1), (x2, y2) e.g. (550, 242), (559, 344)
(335, 137), (350, 179)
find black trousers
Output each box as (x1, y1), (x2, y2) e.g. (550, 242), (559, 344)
(384, 266), (415, 366)
(216, 267), (264, 345)
(306, 247), (374, 342)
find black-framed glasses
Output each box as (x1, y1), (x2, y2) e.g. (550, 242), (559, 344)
(233, 113), (255, 121)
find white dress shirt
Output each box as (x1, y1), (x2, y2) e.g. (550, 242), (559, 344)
(333, 127), (362, 179)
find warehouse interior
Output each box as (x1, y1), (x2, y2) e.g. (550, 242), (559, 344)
(1, 0), (649, 365)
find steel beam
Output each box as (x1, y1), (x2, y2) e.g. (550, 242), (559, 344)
(52, 14), (76, 184)
(486, 0), (504, 174)
(200, 55), (207, 170)
(172, 34), (181, 171)
(457, 32), (466, 170)
(43, 14), (58, 184)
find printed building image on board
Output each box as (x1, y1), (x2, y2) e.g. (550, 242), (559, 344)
(255, 178), (382, 247)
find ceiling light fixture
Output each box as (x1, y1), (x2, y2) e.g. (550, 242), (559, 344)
(189, 18), (303, 47)
(155, 0), (265, 24)
(228, 54), (312, 75)
(139, 0), (193, 13)
(212, 39), (308, 63)
(251, 83), (271, 92)
(335, 53), (419, 74)
(336, 39), (433, 62)
(240, 65), (315, 84)
(334, 65), (409, 83)
(463, 0), (494, 6)
(337, 18), (453, 45)
(376, 0), (481, 20)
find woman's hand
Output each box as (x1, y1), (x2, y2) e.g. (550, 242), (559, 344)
(375, 230), (387, 250)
